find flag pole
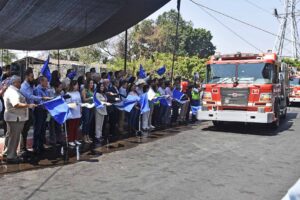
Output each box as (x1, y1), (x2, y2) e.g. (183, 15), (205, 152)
(171, 0), (181, 84)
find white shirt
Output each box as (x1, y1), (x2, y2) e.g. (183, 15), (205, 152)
(158, 87), (166, 96)
(66, 91), (82, 119)
(3, 85), (28, 122)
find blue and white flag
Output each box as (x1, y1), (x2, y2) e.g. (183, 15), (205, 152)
(42, 96), (69, 125)
(67, 71), (77, 80)
(139, 93), (150, 114)
(41, 56), (51, 81)
(173, 89), (184, 101)
(93, 92), (104, 109)
(156, 65), (166, 76)
(139, 64), (146, 79)
(114, 95), (140, 112)
(153, 96), (169, 107)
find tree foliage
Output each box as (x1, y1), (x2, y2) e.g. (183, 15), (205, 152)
(282, 57), (300, 69)
(115, 9), (216, 60)
(108, 52), (207, 81)
(1, 50), (17, 65)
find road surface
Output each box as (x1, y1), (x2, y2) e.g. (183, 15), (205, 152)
(1, 107), (300, 200)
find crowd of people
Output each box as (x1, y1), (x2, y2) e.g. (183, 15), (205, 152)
(0, 66), (203, 164)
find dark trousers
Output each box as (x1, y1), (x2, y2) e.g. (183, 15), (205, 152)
(128, 107), (139, 130)
(49, 117), (62, 144)
(21, 109), (34, 151)
(152, 104), (160, 126)
(191, 100), (200, 122)
(171, 101), (180, 123)
(107, 106), (118, 136)
(82, 107), (94, 136)
(159, 105), (168, 125)
(33, 107), (47, 151)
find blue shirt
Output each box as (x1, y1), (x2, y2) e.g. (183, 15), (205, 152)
(20, 81), (42, 104)
(33, 84), (49, 104)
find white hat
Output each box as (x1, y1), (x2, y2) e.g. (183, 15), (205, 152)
(135, 79), (146, 86)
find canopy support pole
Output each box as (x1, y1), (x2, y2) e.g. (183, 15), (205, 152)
(124, 29), (128, 72)
(57, 49), (60, 72)
(171, 0), (181, 83)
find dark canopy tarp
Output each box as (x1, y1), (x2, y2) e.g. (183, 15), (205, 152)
(0, 0), (170, 50)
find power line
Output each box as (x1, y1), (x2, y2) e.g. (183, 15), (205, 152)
(189, 0), (296, 44)
(243, 0), (274, 15)
(197, 4), (263, 52)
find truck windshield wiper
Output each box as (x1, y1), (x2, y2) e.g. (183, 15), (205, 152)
(218, 77), (234, 83)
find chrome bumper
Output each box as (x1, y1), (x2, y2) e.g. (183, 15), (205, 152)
(197, 110), (274, 123)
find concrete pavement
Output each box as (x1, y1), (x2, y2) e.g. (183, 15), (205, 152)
(1, 107), (300, 200)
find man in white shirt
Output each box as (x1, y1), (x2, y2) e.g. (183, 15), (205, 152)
(2, 75), (36, 163)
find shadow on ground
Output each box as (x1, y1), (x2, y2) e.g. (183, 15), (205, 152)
(201, 112), (298, 136)
(0, 123), (199, 175)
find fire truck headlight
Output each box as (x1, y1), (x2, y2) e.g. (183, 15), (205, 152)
(203, 92), (212, 100)
(259, 93), (272, 102)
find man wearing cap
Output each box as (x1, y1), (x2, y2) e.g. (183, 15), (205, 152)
(2, 75), (36, 163)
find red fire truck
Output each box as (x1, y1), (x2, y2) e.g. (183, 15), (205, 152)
(197, 52), (289, 129)
(289, 76), (300, 104)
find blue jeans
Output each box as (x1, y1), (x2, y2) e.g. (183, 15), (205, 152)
(81, 107), (94, 135)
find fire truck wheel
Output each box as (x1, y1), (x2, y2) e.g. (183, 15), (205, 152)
(212, 121), (224, 127)
(270, 103), (280, 130)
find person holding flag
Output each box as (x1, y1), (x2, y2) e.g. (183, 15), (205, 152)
(127, 84), (140, 136)
(32, 76), (51, 154)
(94, 83), (109, 143)
(20, 68), (51, 154)
(2, 75), (37, 163)
(81, 79), (94, 143)
(65, 80), (82, 147)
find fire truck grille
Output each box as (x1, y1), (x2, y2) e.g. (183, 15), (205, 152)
(221, 88), (249, 106)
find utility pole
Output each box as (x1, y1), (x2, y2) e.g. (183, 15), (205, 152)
(273, 0), (300, 58)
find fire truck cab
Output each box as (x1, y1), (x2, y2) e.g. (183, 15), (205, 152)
(289, 76), (300, 103)
(197, 52), (289, 129)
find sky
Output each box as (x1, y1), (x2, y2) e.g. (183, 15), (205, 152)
(13, 0), (292, 59)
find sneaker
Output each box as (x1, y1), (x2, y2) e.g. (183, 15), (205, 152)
(149, 125), (155, 129)
(68, 142), (76, 147)
(75, 140), (81, 145)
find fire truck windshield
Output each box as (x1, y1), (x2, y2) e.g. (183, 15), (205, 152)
(289, 77), (300, 86)
(207, 63), (274, 84)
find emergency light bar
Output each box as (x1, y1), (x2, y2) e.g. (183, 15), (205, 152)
(211, 52), (277, 62)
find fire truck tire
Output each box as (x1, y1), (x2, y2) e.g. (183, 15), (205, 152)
(270, 103), (280, 130)
(212, 121), (224, 127)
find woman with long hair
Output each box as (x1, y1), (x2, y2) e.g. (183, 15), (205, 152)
(127, 83), (140, 136)
(94, 83), (109, 143)
(81, 79), (94, 143)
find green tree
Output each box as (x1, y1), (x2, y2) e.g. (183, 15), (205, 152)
(1, 50), (17, 65)
(115, 9), (216, 60)
(282, 58), (300, 69)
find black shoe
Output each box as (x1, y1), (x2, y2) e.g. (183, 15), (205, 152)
(6, 157), (23, 164)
